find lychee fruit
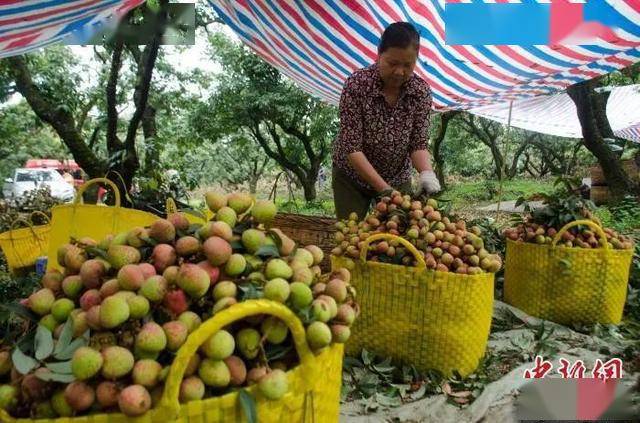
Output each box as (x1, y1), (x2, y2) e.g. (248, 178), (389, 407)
(177, 264), (210, 299)
(164, 289), (189, 315)
(149, 219), (176, 243)
(64, 381), (94, 412)
(184, 354), (201, 377)
(311, 299), (332, 322)
(0, 351), (12, 376)
(224, 356), (247, 386)
(41, 270), (64, 293)
(61, 275), (83, 299)
(236, 328), (261, 359)
(99, 279), (120, 298)
(99, 296), (129, 328)
(205, 192), (227, 212)
(140, 275), (168, 302)
(51, 297), (75, 321)
(241, 229), (266, 254)
(118, 385), (151, 417)
(317, 295), (338, 317)
(246, 367), (267, 385)
(0, 385), (18, 411)
(306, 321), (332, 350)
(135, 322), (167, 353)
(289, 282), (313, 310)
(118, 264), (145, 291)
(292, 266), (314, 286)
(251, 200), (277, 224)
(227, 192), (253, 214)
(261, 317), (288, 344)
(28, 288), (55, 316)
(212, 281), (237, 301)
(86, 305), (102, 330)
(265, 259), (293, 280)
(176, 236), (200, 257)
(107, 245), (141, 269)
(101, 346), (134, 379)
(64, 246), (87, 273)
(127, 295), (150, 319)
(197, 261), (221, 285)
(294, 249), (314, 267)
(51, 389), (73, 416)
(215, 206), (237, 228)
(330, 324), (351, 343)
(336, 304), (356, 325)
(258, 369), (288, 400)
(324, 278), (347, 302)
(198, 359), (230, 388)
(96, 381), (120, 409)
(305, 245), (324, 266)
(212, 297), (237, 314)
(224, 254), (246, 276)
(79, 289), (101, 312)
(163, 321), (188, 351)
(178, 311), (202, 334)
(202, 330), (235, 360)
(78, 259), (106, 289)
(132, 360), (162, 388)
(198, 221), (233, 242)
(264, 278), (290, 303)
(180, 376), (205, 403)
(126, 227), (148, 248)
(168, 212), (190, 231)
(138, 262), (156, 280)
(71, 346), (103, 380)
(21, 370), (50, 401)
(151, 244), (177, 273)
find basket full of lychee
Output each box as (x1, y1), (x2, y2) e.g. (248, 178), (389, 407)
(331, 191), (503, 275)
(0, 193), (356, 422)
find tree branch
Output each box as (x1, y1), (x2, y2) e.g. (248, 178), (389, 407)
(106, 41), (124, 153)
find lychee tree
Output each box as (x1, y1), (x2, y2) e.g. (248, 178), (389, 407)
(196, 32), (337, 202)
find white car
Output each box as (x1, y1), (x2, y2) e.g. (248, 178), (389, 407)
(3, 168), (75, 205)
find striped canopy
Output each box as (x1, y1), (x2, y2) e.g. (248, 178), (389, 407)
(210, 0), (640, 111)
(470, 84), (640, 142)
(0, 0), (145, 59)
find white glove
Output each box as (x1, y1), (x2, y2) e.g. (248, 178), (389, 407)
(419, 170), (441, 195)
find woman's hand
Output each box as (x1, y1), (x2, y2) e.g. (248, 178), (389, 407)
(418, 170), (441, 195)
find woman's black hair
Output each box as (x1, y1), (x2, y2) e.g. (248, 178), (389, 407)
(378, 22), (420, 54)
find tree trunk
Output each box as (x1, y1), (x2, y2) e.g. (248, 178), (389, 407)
(430, 111), (459, 188)
(301, 178), (317, 202)
(567, 80), (639, 199)
(248, 177), (258, 194)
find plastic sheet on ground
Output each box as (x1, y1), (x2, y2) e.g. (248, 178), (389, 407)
(340, 300), (639, 422)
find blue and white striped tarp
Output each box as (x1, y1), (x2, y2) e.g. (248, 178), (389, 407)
(210, 0), (640, 110)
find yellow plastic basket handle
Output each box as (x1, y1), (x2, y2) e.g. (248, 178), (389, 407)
(8, 218), (43, 253)
(28, 211), (50, 225)
(73, 178), (121, 207)
(157, 299), (315, 419)
(551, 219), (609, 250)
(166, 197), (178, 215)
(360, 233), (426, 269)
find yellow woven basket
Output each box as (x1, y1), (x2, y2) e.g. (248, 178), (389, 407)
(46, 178), (159, 271)
(332, 233), (494, 377)
(0, 300), (343, 423)
(504, 219), (633, 325)
(0, 212), (51, 273)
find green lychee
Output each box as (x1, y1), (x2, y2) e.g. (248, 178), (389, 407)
(132, 359), (162, 388)
(215, 206), (237, 228)
(236, 328), (261, 359)
(251, 200), (277, 224)
(311, 299), (332, 322)
(306, 321), (332, 350)
(29, 288), (55, 316)
(265, 259), (293, 280)
(330, 324), (351, 343)
(212, 297), (237, 314)
(135, 322), (167, 352)
(198, 359), (230, 388)
(139, 275), (168, 302)
(258, 369), (288, 400)
(127, 295), (150, 319)
(224, 254), (246, 276)
(177, 264), (210, 299)
(178, 311), (202, 334)
(227, 192), (253, 214)
(99, 296), (130, 329)
(71, 346), (104, 380)
(294, 249), (314, 267)
(39, 315), (58, 332)
(180, 376), (205, 403)
(205, 191), (227, 212)
(202, 330), (235, 360)
(51, 389), (72, 416)
(0, 385), (18, 411)
(289, 282), (313, 309)
(212, 281), (237, 301)
(261, 317), (289, 344)
(163, 321), (188, 351)
(241, 229), (266, 254)
(264, 278), (290, 303)
(107, 245), (141, 269)
(101, 346), (134, 379)
(61, 276), (83, 299)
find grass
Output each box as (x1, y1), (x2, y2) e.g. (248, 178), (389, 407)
(439, 178), (556, 209)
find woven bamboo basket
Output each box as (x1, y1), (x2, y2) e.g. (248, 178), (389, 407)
(272, 213), (336, 271)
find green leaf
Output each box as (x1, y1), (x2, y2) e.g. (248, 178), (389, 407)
(230, 240), (244, 251)
(45, 360), (73, 374)
(238, 389), (257, 423)
(36, 372), (76, 383)
(55, 335), (88, 360)
(12, 347), (38, 375)
(54, 319), (74, 358)
(35, 324), (54, 360)
(85, 246), (108, 260)
(265, 344), (293, 361)
(0, 302), (39, 322)
(255, 245), (280, 259)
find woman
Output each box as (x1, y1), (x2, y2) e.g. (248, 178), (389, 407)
(332, 22), (440, 220)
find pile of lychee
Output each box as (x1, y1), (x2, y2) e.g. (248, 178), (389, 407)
(0, 192), (358, 418)
(331, 191), (502, 274)
(503, 221), (635, 249)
